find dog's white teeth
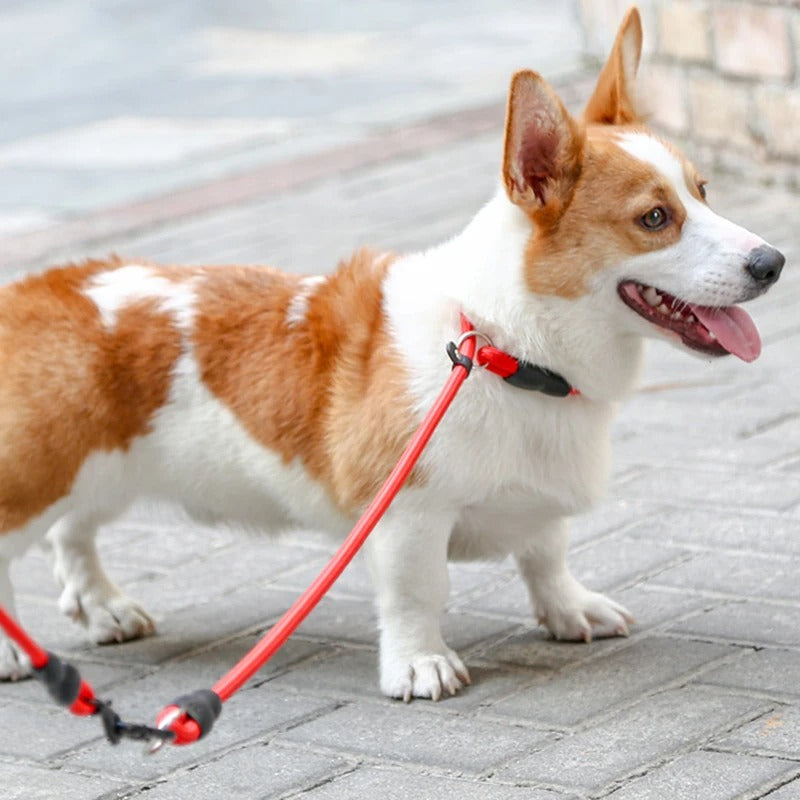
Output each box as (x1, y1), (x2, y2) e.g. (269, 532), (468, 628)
(642, 287), (662, 307)
(670, 311), (684, 321)
(709, 330), (717, 339)
(657, 303), (670, 315)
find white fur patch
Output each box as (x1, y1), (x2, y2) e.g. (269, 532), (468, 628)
(616, 133), (687, 190)
(120, 350), (351, 534)
(85, 265), (196, 330)
(286, 275), (326, 327)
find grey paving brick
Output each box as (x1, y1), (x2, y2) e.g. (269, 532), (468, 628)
(463, 581), (709, 672)
(671, 600), (800, 648)
(701, 648), (800, 701)
(560, 498), (647, 547)
(276, 552), (511, 604)
(460, 538), (688, 621)
(615, 467), (800, 512)
(603, 750), (797, 800)
(0, 762), (126, 800)
(487, 636), (732, 728)
(108, 523), (312, 576)
(653, 550), (800, 601)
(0, 655), (146, 707)
(121, 539), (330, 616)
(610, 583), (713, 629)
(263, 647), (380, 702)
(0, 700), (101, 760)
(295, 594), (518, 655)
(570, 536), (689, 591)
(757, 776), (800, 799)
(714, 705), (800, 759)
(292, 766), (574, 800)
(616, 428), (800, 473)
(277, 702), (554, 775)
(622, 508), (800, 557)
(496, 687), (771, 793)
(120, 741), (350, 800)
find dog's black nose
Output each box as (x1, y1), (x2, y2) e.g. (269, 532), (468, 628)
(746, 244), (785, 286)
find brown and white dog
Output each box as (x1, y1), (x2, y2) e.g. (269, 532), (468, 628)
(0, 9), (784, 699)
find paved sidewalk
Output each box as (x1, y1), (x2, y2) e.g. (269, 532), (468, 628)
(1, 4), (800, 800)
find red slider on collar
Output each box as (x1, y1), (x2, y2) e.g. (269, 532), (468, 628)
(450, 314), (579, 398)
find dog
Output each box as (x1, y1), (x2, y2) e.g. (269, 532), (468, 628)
(0, 7), (784, 700)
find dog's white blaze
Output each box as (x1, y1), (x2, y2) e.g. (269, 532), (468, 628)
(617, 133), (690, 203)
(616, 132), (763, 253)
(85, 265), (196, 330)
(286, 275), (326, 327)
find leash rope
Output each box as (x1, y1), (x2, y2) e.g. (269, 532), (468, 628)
(0, 321), (479, 752)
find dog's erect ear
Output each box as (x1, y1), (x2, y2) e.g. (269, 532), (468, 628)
(583, 7), (643, 125)
(502, 70), (583, 212)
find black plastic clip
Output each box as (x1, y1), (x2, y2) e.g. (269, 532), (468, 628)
(33, 652), (81, 706)
(171, 690), (223, 740)
(94, 698), (176, 747)
(503, 361), (573, 397)
(446, 341), (473, 374)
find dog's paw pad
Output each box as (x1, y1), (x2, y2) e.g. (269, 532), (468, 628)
(382, 650), (471, 701)
(0, 637), (32, 681)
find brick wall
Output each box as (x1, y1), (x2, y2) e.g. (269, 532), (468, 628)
(577, 1), (800, 187)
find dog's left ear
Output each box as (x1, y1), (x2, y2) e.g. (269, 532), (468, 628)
(502, 70), (584, 212)
(583, 7), (643, 125)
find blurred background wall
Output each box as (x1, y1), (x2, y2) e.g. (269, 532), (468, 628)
(577, 0), (800, 188)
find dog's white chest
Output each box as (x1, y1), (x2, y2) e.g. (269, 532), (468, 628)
(418, 379), (614, 519)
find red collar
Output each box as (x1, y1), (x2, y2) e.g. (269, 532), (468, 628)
(452, 314), (579, 397)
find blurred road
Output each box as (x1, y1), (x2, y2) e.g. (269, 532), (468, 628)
(0, 0), (581, 238)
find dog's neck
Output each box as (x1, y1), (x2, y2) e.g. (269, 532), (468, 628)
(385, 189), (646, 402)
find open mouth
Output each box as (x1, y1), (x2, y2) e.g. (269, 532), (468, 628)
(618, 281), (761, 362)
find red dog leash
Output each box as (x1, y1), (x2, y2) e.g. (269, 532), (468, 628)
(0, 315), (575, 751)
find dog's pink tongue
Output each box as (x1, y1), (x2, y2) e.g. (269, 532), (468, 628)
(690, 304), (762, 362)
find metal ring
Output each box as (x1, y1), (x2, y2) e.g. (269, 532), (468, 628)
(454, 330), (493, 368)
(147, 707), (183, 755)
(454, 330), (493, 351)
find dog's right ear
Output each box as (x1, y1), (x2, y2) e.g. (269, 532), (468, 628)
(583, 7), (643, 125)
(502, 70), (583, 214)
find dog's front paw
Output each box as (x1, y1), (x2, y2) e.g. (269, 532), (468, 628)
(58, 586), (155, 644)
(0, 636), (32, 681)
(537, 579), (634, 642)
(381, 649), (471, 702)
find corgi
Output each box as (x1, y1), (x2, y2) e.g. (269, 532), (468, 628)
(0, 8), (784, 700)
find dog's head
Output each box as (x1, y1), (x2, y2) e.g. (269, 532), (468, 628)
(502, 7), (783, 362)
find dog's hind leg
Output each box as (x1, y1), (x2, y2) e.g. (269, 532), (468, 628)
(48, 510), (155, 644)
(0, 512), (64, 680)
(515, 517), (634, 642)
(0, 555), (31, 680)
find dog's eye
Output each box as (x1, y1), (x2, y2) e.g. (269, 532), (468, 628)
(640, 207), (668, 231)
(697, 181), (707, 200)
